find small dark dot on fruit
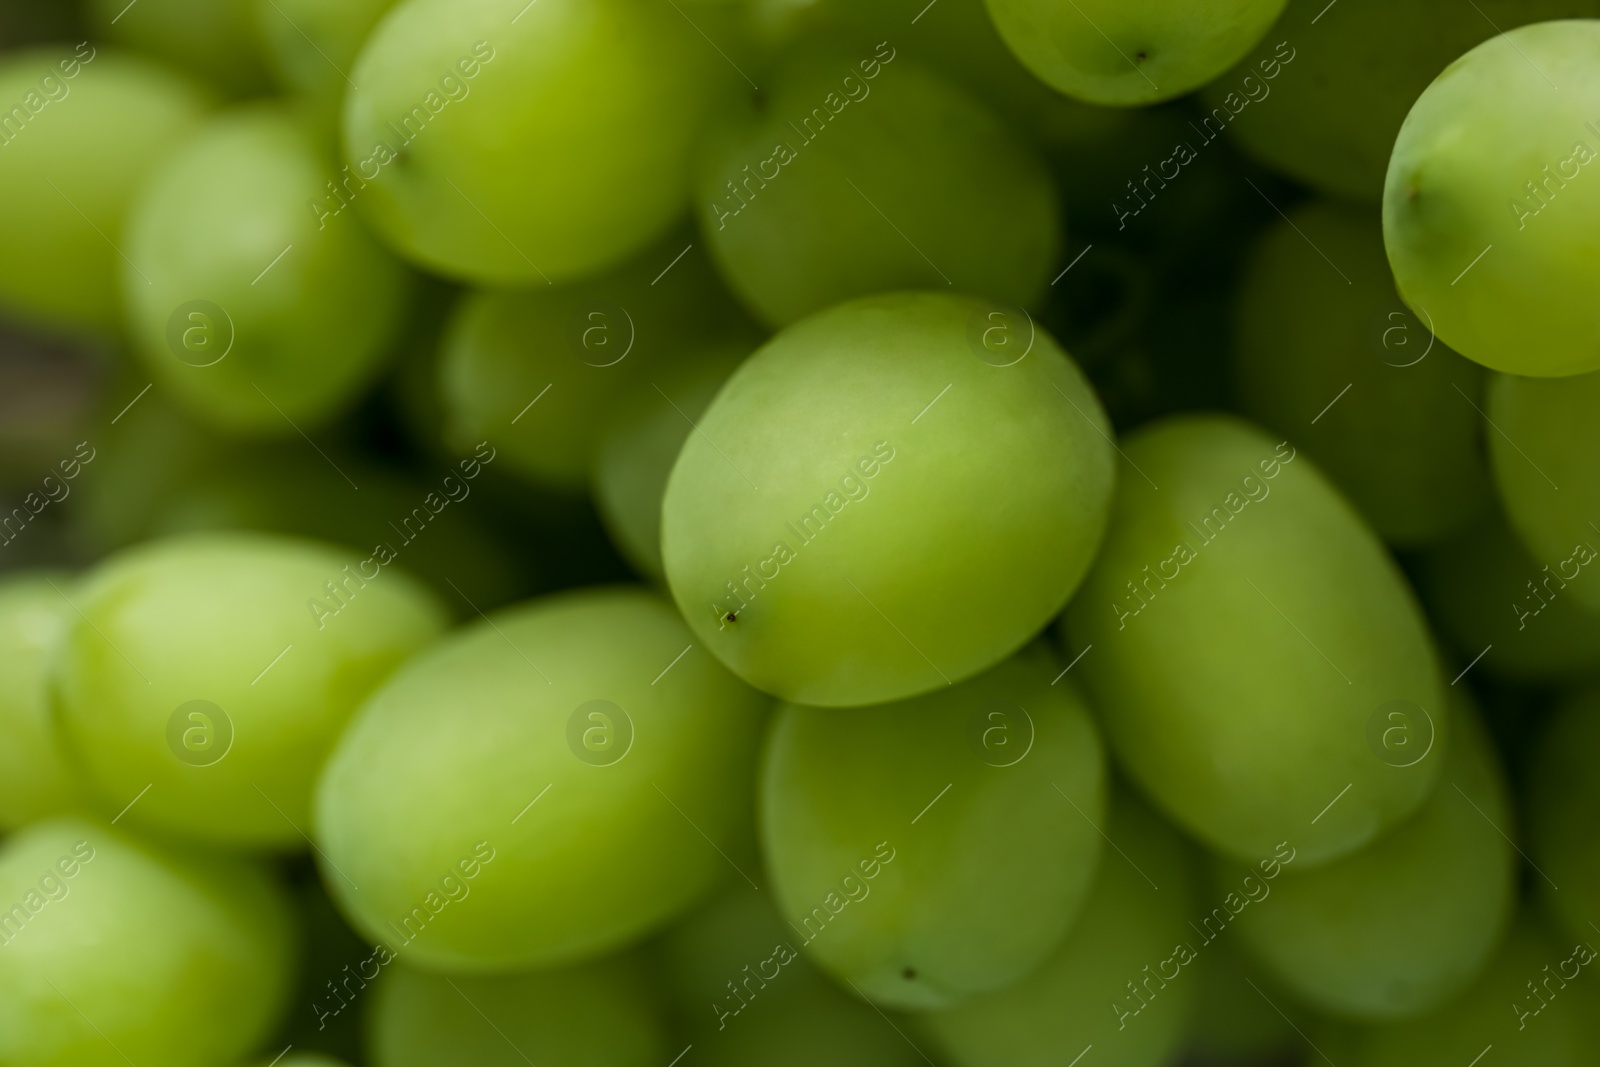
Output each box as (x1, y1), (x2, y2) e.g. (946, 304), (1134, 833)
(1135, 50), (1148, 62)
(725, 613), (738, 623)
(902, 968), (917, 980)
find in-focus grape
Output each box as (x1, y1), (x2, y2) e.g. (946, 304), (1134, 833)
(1384, 20), (1600, 377)
(315, 587), (769, 971)
(53, 532), (446, 847)
(662, 291), (1115, 707)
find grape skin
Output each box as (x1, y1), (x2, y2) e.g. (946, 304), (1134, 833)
(1064, 415), (1446, 868)
(314, 587), (769, 971)
(1485, 367), (1600, 612)
(53, 531), (447, 848)
(759, 646), (1107, 1010)
(661, 291), (1114, 707)
(122, 106), (410, 434)
(1384, 20), (1600, 377)
(0, 817), (295, 1067)
(1218, 696), (1514, 1021)
(983, 0), (1289, 106)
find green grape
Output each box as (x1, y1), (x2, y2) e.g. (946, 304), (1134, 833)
(983, 0), (1289, 106)
(1063, 415), (1446, 868)
(0, 573), (80, 830)
(650, 880), (925, 1066)
(439, 239), (755, 493)
(1527, 689), (1600, 947)
(1384, 20), (1600, 377)
(661, 291), (1115, 707)
(148, 444), (538, 613)
(314, 587), (769, 971)
(0, 47), (209, 332)
(369, 954), (669, 1067)
(253, 0), (398, 98)
(87, 0), (272, 95)
(1235, 199), (1490, 547)
(593, 342), (751, 578)
(1219, 695), (1513, 1020)
(53, 531), (446, 848)
(696, 44), (1058, 328)
(343, 0), (729, 285)
(1320, 917), (1600, 1067)
(759, 645), (1106, 1010)
(122, 105), (410, 435)
(0, 817), (295, 1067)
(1211, 0), (1600, 202)
(1185, 938), (1300, 1062)
(918, 794), (1199, 1067)
(1485, 368), (1600, 612)
(1417, 511), (1600, 681)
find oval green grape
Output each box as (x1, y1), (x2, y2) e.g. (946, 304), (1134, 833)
(0, 817), (295, 1067)
(1234, 199), (1490, 547)
(695, 44), (1058, 327)
(0, 47), (210, 332)
(760, 645), (1106, 1010)
(1384, 20), (1600, 377)
(343, 0), (729, 285)
(1485, 367), (1600, 612)
(1063, 415), (1446, 867)
(983, 0), (1289, 106)
(123, 105), (410, 434)
(315, 587), (769, 971)
(368, 953), (670, 1067)
(53, 531), (446, 847)
(661, 291), (1115, 707)
(0, 572), (80, 831)
(1219, 695), (1513, 1020)
(917, 794), (1199, 1067)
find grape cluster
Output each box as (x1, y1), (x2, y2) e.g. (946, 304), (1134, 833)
(2, 1), (1600, 1066)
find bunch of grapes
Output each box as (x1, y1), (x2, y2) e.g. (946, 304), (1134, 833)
(3, 0), (1600, 1065)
